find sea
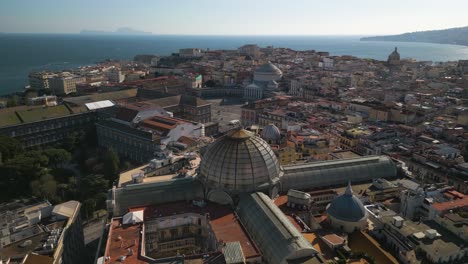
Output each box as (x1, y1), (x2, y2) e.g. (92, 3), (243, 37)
(2, 34), (468, 95)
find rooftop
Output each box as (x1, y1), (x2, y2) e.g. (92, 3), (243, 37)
(141, 115), (189, 132)
(104, 201), (260, 263)
(0, 109), (22, 127)
(16, 105), (72, 123)
(139, 94), (210, 109)
(381, 216), (466, 255)
(0, 201), (80, 263)
(431, 195), (468, 212)
(118, 155), (200, 187)
(104, 218), (145, 264)
(63, 88), (138, 106)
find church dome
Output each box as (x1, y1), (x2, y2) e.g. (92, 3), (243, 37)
(199, 129), (281, 194)
(261, 124), (281, 142)
(256, 62), (282, 75)
(326, 182), (367, 222)
(254, 62), (282, 82)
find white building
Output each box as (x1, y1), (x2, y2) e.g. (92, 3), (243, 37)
(107, 67), (125, 83)
(239, 44), (260, 58)
(179, 48), (203, 58)
(319, 57), (334, 69)
(49, 73), (86, 95)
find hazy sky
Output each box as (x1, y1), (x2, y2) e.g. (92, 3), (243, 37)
(1, 0), (467, 35)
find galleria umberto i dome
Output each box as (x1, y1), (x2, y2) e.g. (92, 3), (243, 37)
(198, 129), (282, 204)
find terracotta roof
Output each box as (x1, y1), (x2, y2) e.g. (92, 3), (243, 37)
(104, 218), (145, 264)
(178, 136), (196, 146)
(321, 234), (345, 246)
(273, 195), (306, 232)
(432, 196), (468, 212)
(141, 115), (188, 133)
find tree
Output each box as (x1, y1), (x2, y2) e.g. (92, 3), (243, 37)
(24, 89), (38, 99)
(103, 148), (120, 181)
(82, 199), (97, 219)
(6, 95), (19, 107)
(204, 80), (216, 87)
(121, 161), (131, 171)
(0, 151), (49, 202)
(79, 174), (109, 218)
(0, 135), (23, 163)
(23, 150), (49, 167)
(30, 174), (58, 201)
(62, 131), (85, 152)
(80, 174), (109, 199)
(44, 148), (71, 168)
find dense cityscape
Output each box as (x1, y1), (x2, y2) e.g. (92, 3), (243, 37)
(0, 42), (467, 264)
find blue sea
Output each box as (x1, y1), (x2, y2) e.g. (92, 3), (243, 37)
(2, 34), (468, 95)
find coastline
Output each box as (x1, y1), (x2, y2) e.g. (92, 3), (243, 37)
(2, 34), (468, 96)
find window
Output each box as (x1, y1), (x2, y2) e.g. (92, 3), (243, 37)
(170, 229), (178, 238)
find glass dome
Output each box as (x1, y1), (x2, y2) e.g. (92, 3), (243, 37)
(199, 129), (281, 194)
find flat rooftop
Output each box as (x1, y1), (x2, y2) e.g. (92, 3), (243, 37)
(104, 218), (145, 264)
(0, 220), (67, 262)
(118, 156), (200, 187)
(0, 233), (48, 261)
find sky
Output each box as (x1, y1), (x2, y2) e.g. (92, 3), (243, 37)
(1, 0), (468, 35)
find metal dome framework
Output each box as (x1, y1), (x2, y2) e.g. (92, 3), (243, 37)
(199, 129), (282, 195)
(261, 124), (281, 142)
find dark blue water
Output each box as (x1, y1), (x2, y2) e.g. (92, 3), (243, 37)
(2, 34), (468, 95)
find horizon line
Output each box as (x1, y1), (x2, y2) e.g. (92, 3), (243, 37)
(0, 32), (386, 37)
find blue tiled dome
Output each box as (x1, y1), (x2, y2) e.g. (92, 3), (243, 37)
(326, 182), (367, 222)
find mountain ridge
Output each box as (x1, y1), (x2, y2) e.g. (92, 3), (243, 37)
(361, 26), (468, 46)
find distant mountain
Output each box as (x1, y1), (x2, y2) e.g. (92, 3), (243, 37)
(361, 26), (468, 46)
(80, 27), (151, 35)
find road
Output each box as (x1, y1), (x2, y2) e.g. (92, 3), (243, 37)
(83, 218), (106, 245)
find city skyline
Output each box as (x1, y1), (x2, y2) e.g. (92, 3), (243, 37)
(1, 0), (468, 35)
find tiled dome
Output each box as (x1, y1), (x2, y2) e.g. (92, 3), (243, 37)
(326, 182), (368, 222)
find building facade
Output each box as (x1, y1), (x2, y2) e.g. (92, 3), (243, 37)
(49, 74), (86, 95)
(96, 119), (164, 163)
